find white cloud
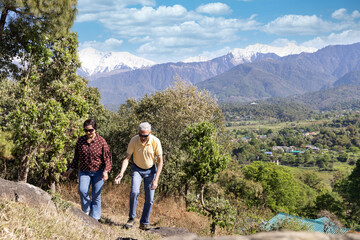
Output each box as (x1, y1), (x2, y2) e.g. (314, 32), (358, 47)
(270, 38), (298, 47)
(302, 30), (360, 49)
(263, 14), (347, 35)
(196, 3), (232, 15)
(182, 47), (232, 62)
(74, 2), (260, 61)
(79, 38), (123, 51)
(332, 8), (360, 21)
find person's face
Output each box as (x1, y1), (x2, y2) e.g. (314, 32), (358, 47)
(84, 125), (96, 139)
(139, 129), (150, 143)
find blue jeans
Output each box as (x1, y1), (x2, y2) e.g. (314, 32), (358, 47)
(78, 170), (104, 220)
(129, 164), (157, 225)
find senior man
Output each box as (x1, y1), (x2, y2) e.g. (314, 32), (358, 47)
(115, 122), (163, 230)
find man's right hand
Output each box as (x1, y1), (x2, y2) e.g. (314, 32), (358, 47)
(64, 169), (73, 178)
(114, 173), (123, 184)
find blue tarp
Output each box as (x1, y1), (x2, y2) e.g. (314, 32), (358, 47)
(264, 212), (349, 235)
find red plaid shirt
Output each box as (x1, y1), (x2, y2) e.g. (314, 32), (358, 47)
(69, 134), (112, 172)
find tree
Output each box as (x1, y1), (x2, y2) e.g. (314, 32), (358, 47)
(337, 153), (349, 163)
(180, 121), (232, 235)
(242, 161), (310, 213)
(114, 80), (225, 193)
(4, 32), (100, 191)
(335, 159), (360, 227)
(0, 0), (76, 79)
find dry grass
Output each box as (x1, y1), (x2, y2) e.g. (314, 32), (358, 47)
(0, 198), (112, 240)
(58, 181), (221, 237)
(0, 180), (228, 239)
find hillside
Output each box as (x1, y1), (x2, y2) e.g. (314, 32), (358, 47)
(285, 85), (360, 111)
(87, 52), (281, 105)
(86, 42), (360, 107)
(197, 42), (360, 102)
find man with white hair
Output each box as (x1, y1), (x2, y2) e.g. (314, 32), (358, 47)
(115, 122), (163, 230)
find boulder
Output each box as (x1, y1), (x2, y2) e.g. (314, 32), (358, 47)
(0, 177), (101, 228)
(0, 177), (56, 212)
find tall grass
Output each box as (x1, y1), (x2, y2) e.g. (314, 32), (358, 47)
(0, 199), (110, 239)
(58, 182), (217, 236)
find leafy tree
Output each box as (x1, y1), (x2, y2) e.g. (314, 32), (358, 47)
(0, 0), (77, 79)
(335, 160), (360, 227)
(114, 80), (225, 193)
(242, 161), (306, 213)
(3, 32), (99, 192)
(337, 152), (349, 163)
(180, 121), (232, 234)
(313, 191), (346, 223)
(299, 171), (321, 189)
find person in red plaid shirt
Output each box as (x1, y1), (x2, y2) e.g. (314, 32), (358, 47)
(64, 119), (112, 221)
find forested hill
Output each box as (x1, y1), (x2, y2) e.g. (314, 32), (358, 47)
(197, 42), (360, 102)
(285, 85), (360, 111)
(221, 84), (360, 122)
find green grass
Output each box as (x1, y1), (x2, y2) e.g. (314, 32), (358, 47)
(226, 119), (328, 134)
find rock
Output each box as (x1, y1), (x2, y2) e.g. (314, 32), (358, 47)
(67, 206), (102, 228)
(0, 177), (56, 212)
(0, 177), (101, 228)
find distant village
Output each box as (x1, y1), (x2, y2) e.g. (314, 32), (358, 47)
(231, 130), (329, 165)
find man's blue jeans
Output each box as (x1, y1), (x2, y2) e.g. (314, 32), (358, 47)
(129, 164), (157, 225)
(78, 170), (104, 220)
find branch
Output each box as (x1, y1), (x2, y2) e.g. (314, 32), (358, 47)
(200, 185), (214, 215)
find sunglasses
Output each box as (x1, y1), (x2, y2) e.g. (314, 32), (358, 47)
(139, 133), (149, 138)
(84, 129), (95, 133)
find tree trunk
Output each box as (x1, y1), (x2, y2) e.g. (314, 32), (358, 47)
(18, 155), (29, 182)
(0, 7), (8, 37)
(211, 221), (216, 235)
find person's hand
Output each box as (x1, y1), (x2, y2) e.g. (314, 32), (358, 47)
(151, 179), (158, 190)
(64, 169), (73, 178)
(114, 173), (123, 184)
(103, 171), (109, 181)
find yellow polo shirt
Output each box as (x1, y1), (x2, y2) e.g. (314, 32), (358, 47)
(127, 134), (162, 169)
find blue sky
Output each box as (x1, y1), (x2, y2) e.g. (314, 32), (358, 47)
(73, 0), (360, 63)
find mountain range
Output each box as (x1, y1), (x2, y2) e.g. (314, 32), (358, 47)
(80, 43), (317, 106)
(78, 42), (360, 109)
(197, 42), (360, 102)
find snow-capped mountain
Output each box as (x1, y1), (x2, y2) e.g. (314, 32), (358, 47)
(230, 43), (317, 64)
(183, 43), (317, 64)
(78, 47), (155, 76)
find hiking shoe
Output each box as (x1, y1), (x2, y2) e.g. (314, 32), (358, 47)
(124, 218), (136, 229)
(139, 223), (151, 231)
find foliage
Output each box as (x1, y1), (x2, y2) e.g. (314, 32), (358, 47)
(335, 159), (360, 227)
(241, 161), (313, 214)
(221, 99), (314, 122)
(264, 217), (311, 232)
(0, 0), (77, 79)
(112, 79), (225, 193)
(180, 121), (231, 234)
(5, 32), (98, 191)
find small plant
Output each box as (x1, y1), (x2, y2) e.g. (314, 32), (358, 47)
(51, 192), (72, 211)
(266, 217), (311, 232)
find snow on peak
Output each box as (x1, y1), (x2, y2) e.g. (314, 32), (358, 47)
(230, 43), (318, 64)
(182, 55), (211, 63)
(79, 47), (155, 76)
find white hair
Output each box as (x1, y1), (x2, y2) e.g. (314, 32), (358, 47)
(138, 122), (151, 132)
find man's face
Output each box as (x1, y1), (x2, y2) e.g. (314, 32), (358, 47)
(139, 129), (150, 143)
